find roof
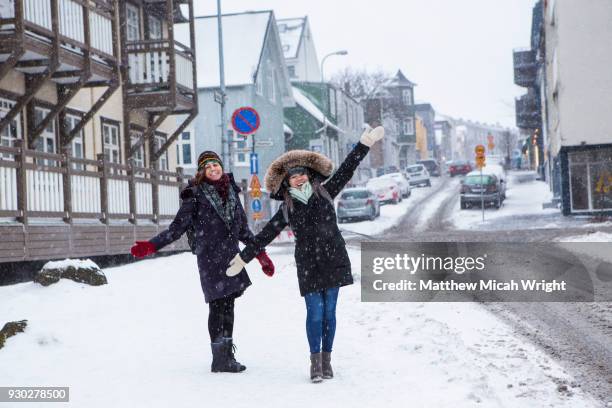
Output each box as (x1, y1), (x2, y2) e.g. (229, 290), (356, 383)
(291, 86), (342, 133)
(276, 17), (306, 59)
(175, 11), (272, 88)
(386, 70), (417, 88)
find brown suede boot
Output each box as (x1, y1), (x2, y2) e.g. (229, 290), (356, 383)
(310, 352), (323, 383)
(322, 352), (333, 379)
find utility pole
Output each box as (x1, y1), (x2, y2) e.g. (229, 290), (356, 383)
(216, 0), (231, 170)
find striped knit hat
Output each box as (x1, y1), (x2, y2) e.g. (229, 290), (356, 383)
(197, 151), (223, 171)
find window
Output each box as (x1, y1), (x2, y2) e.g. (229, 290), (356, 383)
(65, 114), (84, 170)
(266, 66), (276, 103)
(231, 130), (251, 166)
(102, 121), (121, 164)
(256, 73), (263, 95)
(130, 131), (145, 168)
(33, 107), (57, 166)
(176, 130), (194, 167)
(402, 89), (413, 105)
(154, 133), (168, 171)
(0, 98), (21, 159)
(329, 88), (337, 118)
(287, 65), (296, 78)
(126, 3), (141, 41)
(147, 15), (162, 40)
(402, 117), (415, 135)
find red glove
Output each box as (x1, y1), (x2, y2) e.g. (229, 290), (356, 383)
(255, 251), (275, 277)
(131, 241), (157, 258)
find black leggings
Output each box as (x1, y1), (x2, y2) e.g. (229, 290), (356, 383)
(208, 294), (236, 342)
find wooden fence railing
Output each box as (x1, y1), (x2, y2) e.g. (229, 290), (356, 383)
(0, 140), (189, 224)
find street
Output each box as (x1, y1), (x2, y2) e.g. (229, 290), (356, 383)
(348, 172), (612, 405)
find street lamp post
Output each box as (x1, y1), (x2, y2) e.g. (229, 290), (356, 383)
(320, 50), (348, 84)
(319, 50), (347, 158)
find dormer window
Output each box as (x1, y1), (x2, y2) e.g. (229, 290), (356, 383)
(402, 89), (413, 105)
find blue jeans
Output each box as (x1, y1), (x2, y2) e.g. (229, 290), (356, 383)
(304, 287), (340, 354)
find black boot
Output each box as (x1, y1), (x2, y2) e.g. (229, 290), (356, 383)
(210, 340), (226, 372)
(221, 337), (246, 372)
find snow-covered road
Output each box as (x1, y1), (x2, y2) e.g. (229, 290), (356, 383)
(0, 246), (598, 408)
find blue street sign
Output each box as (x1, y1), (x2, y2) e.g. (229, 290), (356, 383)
(251, 199), (262, 213)
(231, 107), (260, 135)
(250, 153), (258, 175)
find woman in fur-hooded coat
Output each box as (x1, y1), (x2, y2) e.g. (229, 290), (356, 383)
(224, 126), (384, 383)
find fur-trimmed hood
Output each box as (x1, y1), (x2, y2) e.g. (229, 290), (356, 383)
(265, 150), (333, 200)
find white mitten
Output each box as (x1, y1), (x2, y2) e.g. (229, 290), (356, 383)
(226, 254), (247, 277)
(360, 126), (385, 147)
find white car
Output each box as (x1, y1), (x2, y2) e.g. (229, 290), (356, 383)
(366, 177), (401, 205)
(404, 164), (431, 187)
(380, 172), (412, 198)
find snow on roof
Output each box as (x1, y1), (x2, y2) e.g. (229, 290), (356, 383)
(292, 87), (342, 133)
(175, 11), (271, 88)
(276, 17), (305, 59)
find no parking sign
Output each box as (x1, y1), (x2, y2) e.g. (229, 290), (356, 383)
(231, 107), (260, 135)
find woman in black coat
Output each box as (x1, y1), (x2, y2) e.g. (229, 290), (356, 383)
(130, 151), (274, 373)
(225, 126), (385, 382)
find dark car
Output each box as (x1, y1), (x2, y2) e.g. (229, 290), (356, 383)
(448, 160), (473, 177)
(460, 172), (505, 209)
(416, 159), (440, 177)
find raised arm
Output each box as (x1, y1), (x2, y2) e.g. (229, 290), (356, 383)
(323, 126), (385, 198)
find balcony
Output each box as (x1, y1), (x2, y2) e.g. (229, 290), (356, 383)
(515, 92), (541, 130)
(513, 49), (538, 88)
(124, 39), (196, 112)
(0, 0), (118, 82)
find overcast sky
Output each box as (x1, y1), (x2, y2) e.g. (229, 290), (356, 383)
(193, 1), (537, 128)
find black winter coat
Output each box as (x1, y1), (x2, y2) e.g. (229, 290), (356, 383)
(241, 143), (370, 296)
(150, 174), (253, 303)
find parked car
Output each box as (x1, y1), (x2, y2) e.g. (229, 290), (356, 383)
(337, 188), (380, 223)
(380, 172), (412, 198)
(416, 159), (440, 177)
(481, 163), (507, 199)
(404, 164), (431, 187)
(448, 160), (472, 177)
(366, 177), (401, 205)
(460, 171), (505, 209)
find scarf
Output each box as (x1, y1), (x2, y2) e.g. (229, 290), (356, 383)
(289, 181), (313, 205)
(205, 173), (230, 202)
(200, 174), (236, 229)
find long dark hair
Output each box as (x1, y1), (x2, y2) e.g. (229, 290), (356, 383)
(193, 167), (207, 186)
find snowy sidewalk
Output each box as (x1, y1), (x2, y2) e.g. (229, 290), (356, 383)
(450, 171), (565, 231)
(0, 246), (597, 407)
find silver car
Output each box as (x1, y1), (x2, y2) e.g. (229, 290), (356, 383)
(337, 188), (380, 223)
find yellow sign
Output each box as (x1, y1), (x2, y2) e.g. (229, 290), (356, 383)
(475, 144), (486, 169)
(249, 174), (261, 191)
(250, 189), (262, 198)
(595, 171), (612, 193)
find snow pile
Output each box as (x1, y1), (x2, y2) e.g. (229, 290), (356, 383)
(0, 247), (597, 407)
(558, 231), (612, 243)
(42, 258), (100, 272)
